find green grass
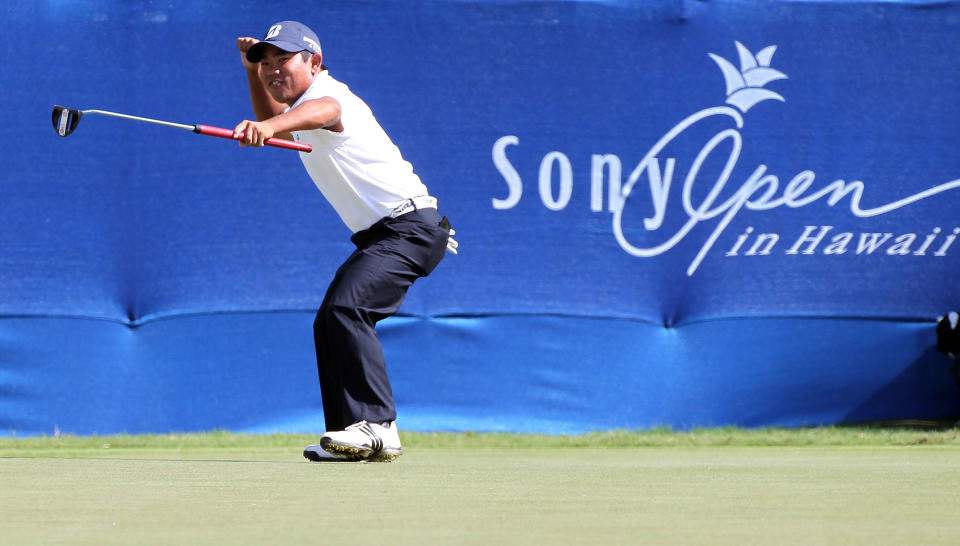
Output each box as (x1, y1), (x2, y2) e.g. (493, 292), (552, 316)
(2, 427), (960, 545)
(4, 424), (960, 455)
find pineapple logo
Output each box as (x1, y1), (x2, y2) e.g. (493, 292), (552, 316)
(708, 42), (788, 113)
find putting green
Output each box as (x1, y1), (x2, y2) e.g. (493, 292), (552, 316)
(2, 433), (959, 544)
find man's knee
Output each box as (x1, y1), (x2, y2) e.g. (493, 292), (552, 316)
(313, 309), (327, 336)
(319, 301), (369, 334)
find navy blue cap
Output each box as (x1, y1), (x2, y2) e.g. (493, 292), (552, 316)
(246, 21), (322, 62)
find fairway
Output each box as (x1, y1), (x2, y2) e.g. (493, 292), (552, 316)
(2, 430), (960, 544)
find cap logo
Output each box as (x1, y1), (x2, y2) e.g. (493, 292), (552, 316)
(265, 24), (282, 40)
(302, 36), (321, 54)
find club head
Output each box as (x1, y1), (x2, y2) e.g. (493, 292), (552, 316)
(52, 105), (82, 137)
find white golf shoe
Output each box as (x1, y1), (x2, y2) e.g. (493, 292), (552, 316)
(302, 443), (366, 462)
(319, 420), (403, 462)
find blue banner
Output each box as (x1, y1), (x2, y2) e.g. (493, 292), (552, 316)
(1, 0), (958, 435)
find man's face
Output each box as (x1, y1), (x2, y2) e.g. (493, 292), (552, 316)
(257, 45), (318, 106)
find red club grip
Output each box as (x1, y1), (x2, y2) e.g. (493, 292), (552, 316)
(194, 124), (312, 153)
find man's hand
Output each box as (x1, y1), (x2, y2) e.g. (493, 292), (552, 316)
(236, 37), (260, 71)
(233, 119), (275, 147)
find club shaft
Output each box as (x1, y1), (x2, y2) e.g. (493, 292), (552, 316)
(83, 109), (195, 131)
(81, 109), (312, 152)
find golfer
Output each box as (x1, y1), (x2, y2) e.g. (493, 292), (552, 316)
(234, 21), (456, 462)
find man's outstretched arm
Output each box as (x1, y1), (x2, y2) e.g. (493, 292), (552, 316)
(232, 97), (342, 147)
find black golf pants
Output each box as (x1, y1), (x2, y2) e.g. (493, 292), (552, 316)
(313, 208), (448, 432)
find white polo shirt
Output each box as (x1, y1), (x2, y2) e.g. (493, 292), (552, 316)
(287, 71), (430, 233)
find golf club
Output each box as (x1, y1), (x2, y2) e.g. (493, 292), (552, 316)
(52, 105), (312, 153)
